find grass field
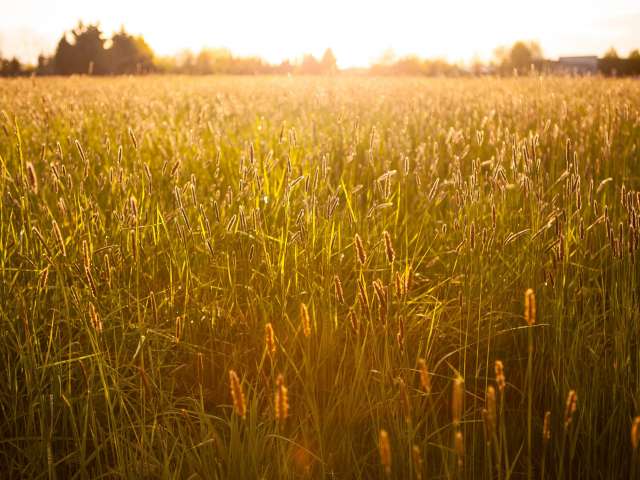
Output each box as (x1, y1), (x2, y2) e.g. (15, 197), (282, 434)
(1, 76), (639, 479)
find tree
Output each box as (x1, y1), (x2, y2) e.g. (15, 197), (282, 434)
(175, 50), (196, 74)
(604, 47), (619, 59)
(493, 46), (509, 65)
(492, 41), (542, 75)
(394, 56), (425, 75)
(53, 35), (75, 74)
(52, 22), (157, 75)
(36, 54), (54, 75)
(320, 48), (337, 74)
(510, 42), (533, 73)
(0, 57), (23, 77)
(378, 49), (397, 66)
(108, 29), (155, 74)
(299, 54), (322, 74)
(629, 49), (640, 60)
(195, 49), (215, 74)
(194, 48), (233, 74)
(470, 55), (485, 75)
(71, 22), (107, 73)
(273, 59), (293, 75)
(527, 41), (543, 60)
(53, 22), (107, 74)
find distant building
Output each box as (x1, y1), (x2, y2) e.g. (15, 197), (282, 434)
(557, 56), (598, 74)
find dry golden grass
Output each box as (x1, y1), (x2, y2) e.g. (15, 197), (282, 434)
(0, 75), (639, 478)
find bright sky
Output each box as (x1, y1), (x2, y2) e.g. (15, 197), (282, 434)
(1, 0), (639, 67)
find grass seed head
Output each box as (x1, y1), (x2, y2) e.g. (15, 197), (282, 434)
(396, 317), (404, 351)
(486, 386), (497, 437)
(84, 267), (97, 298)
(373, 279), (388, 311)
(300, 303), (311, 337)
(405, 267), (413, 294)
(195, 353), (204, 384)
(52, 221), (65, 257)
(564, 390), (578, 430)
(417, 358), (431, 393)
(378, 429), (391, 475)
(89, 302), (102, 333)
(394, 271), (405, 298)
(411, 445), (423, 480)
(334, 275), (345, 304)
(543, 411), (552, 444)
(275, 374), (289, 422)
(455, 430), (464, 467)
(495, 360), (506, 392)
(129, 196), (138, 222)
(357, 279), (370, 316)
(525, 288), (536, 326)
(631, 416), (640, 450)
(452, 376), (464, 425)
(265, 322), (276, 356)
(128, 127), (138, 150)
(383, 230), (395, 264)
(397, 377), (411, 422)
(129, 230), (137, 263)
(346, 308), (359, 334)
(75, 140), (87, 164)
(354, 233), (367, 265)
(82, 240), (91, 270)
(228, 370), (246, 419)
(175, 316), (183, 342)
(38, 267), (50, 290)
(26, 161), (38, 193)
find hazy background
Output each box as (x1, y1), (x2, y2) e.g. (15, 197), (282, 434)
(1, 0), (639, 67)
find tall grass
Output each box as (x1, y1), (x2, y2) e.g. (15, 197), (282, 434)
(0, 75), (639, 478)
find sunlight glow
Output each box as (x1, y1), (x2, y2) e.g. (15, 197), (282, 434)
(1, 0), (639, 66)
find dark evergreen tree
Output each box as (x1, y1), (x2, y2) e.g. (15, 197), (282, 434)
(107, 29), (155, 74)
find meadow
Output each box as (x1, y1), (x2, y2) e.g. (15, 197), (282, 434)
(0, 75), (639, 478)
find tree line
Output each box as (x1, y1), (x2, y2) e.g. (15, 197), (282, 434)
(2, 23), (640, 77)
(598, 47), (640, 76)
(0, 22), (338, 77)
